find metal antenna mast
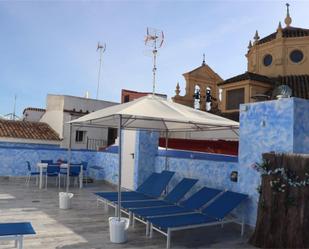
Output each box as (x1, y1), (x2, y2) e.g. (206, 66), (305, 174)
(3, 95), (20, 120)
(144, 28), (164, 95)
(96, 42), (106, 99)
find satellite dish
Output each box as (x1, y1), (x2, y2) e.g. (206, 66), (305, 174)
(272, 85), (292, 99)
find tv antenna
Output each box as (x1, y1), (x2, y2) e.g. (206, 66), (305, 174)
(96, 42), (106, 99)
(3, 94), (20, 120)
(144, 27), (164, 95)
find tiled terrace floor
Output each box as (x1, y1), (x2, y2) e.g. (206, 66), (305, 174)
(0, 178), (255, 249)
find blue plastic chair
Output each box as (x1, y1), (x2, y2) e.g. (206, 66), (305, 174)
(0, 222), (36, 249)
(25, 161), (40, 186)
(45, 165), (60, 189)
(60, 164), (82, 188)
(81, 161), (88, 184)
(41, 160), (53, 165)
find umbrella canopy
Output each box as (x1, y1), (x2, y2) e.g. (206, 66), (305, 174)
(68, 95), (239, 220)
(70, 95), (239, 135)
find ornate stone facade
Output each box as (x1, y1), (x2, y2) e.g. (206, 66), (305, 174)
(172, 59), (222, 112)
(174, 4), (309, 121)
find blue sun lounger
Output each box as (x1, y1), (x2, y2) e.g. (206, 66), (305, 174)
(95, 170), (175, 209)
(132, 187), (221, 218)
(130, 187), (222, 234)
(0, 222), (35, 249)
(146, 191), (248, 248)
(121, 178), (198, 210)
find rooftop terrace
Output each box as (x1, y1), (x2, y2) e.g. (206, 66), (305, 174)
(0, 178), (254, 249)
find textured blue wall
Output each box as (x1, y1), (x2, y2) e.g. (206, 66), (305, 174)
(90, 151), (119, 183)
(293, 98), (309, 153)
(238, 97), (309, 226)
(0, 145), (96, 176)
(155, 154), (239, 193)
(134, 131), (159, 189)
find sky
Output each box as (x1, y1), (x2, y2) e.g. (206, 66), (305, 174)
(1, 0), (309, 117)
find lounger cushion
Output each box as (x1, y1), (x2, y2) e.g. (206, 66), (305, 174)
(202, 191), (248, 219)
(121, 200), (173, 209)
(131, 187), (222, 219)
(95, 192), (154, 201)
(134, 205), (193, 217)
(121, 178), (198, 210)
(148, 213), (217, 231)
(0, 222), (35, 236)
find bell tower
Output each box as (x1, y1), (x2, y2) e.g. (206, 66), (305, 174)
(173, 55), (222, 112)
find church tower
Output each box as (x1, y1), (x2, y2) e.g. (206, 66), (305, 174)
(173, 55), (223, 112)
(217, 3), (309, 120)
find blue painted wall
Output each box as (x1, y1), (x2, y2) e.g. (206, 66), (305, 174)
(293, 98), (309, 153)
(0, 144), (97, 176)
(134, 131), (159, 189)
(89, 151), (119, 184)
(238, 97), (309, 226)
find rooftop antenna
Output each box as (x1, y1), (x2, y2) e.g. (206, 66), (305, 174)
(144, 27), (164, 95)
(96, 42), (106, 99)
(4, 94), (20, 120)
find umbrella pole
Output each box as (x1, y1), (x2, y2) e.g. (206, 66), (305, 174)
(66, 123), (72, 193)
(165, 130), (168, 170)
(117, 115), (122, 221)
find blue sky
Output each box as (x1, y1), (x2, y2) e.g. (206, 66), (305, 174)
(1, 0), (309, 117)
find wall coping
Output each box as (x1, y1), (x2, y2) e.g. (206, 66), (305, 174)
(0, 144), (97, 153)
(157, 148), (238, 162)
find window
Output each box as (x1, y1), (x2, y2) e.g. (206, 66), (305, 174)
(226, 88), (245, 110)
(75, 130), (86, 143)
(124, 95), (130, 103)
(193, 85), (201, 110)
(263, 54), (272, 67)
(290, 49), (304, 63)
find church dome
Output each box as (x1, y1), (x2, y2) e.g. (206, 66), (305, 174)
(257, 26), (309, 45)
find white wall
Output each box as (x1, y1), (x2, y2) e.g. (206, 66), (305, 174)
(40, 94), (118, 149)
(40, 95), (64, 137)
(23, 110), (45, 122)
(62, 95), (117, 112)
(62, 113), (109, 149)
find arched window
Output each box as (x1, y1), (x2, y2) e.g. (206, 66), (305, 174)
(206, 87), (212, 111)
(193, 85), (201, 110)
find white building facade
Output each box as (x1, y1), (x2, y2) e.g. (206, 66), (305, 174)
(40, 94), (118, 149)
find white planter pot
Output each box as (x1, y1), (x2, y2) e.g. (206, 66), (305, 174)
(59, 192), (74, 209)
(109, 217), (130, 243)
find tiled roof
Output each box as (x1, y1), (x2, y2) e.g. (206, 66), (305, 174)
(257, 26), (309, 45)
(273, 75), (309, 99)
(0, 120), (60, 141)
(22, 107), (45, 114)
(218, 72), (309, 100)
(218, 72), (275, 86)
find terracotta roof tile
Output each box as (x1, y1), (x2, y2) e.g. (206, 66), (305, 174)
(219, 72), (309, 100)
(218, 72), (274, 86)
(257, 26), (309, 45)
(0, 120), (60, 141)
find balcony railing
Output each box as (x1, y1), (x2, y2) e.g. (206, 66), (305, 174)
(86, 138), (107, 151)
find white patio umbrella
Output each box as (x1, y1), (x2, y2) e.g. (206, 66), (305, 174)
(68, 95), (239, 220)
